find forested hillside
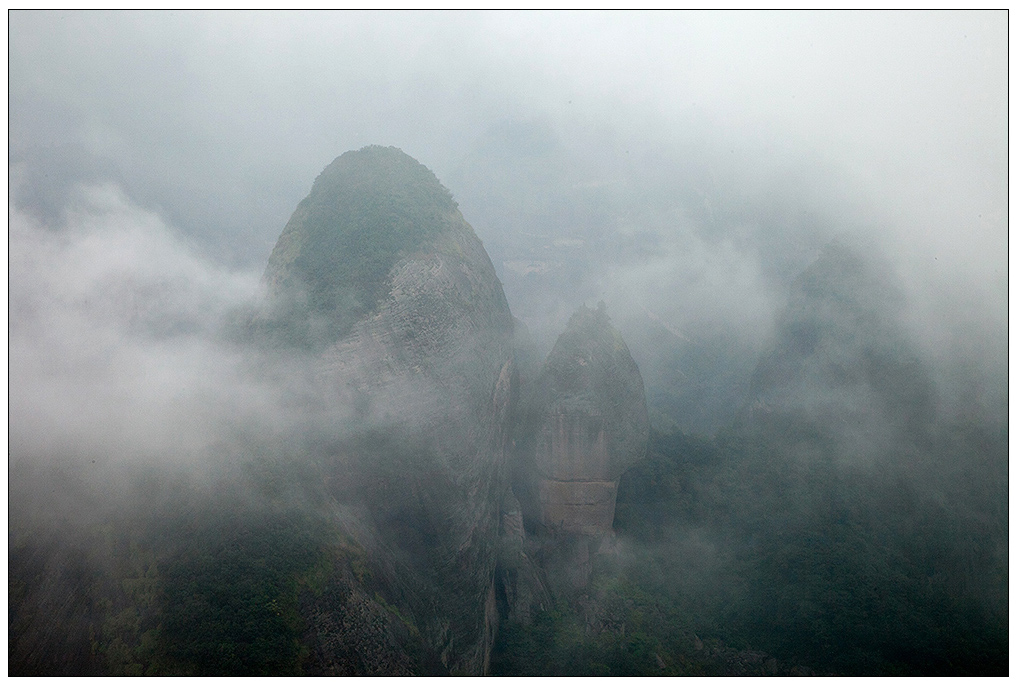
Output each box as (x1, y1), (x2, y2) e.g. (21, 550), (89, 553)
(9, 14), (1006, 674)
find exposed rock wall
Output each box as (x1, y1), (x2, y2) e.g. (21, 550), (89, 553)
(496, 490), (552, 627)
(537, 479), (618, 536)
(260, 148), (648, 668)
(527, 303), (649, 539)
(262, 146), (516, 675)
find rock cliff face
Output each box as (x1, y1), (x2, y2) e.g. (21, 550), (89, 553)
(526, 303), (649, 537)
(263, 146), (516, 675)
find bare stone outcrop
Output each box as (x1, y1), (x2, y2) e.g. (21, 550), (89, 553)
(528, 303), (649, 539)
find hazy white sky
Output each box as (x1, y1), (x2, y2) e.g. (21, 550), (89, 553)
(9, 11), (1007, 298)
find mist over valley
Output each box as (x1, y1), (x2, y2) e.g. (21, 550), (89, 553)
(8, 11), (1007, 676)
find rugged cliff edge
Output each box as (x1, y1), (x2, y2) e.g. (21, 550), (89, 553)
(260, 148), (652, 672)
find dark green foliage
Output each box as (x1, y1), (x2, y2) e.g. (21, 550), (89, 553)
(748, 241), (937, 448)
(7, 456), (340, 677)
(496, 243), (1007, 677)
(617, 243), (1008, 675)
(157, 508), (321, 675)
(614, 429), (721, 538)
(610, 423), (1009, 676)
(489, 554), (815, 676)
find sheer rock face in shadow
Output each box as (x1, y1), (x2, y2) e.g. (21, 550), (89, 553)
(262, 146), (516, 675)
(527, 303), (650, 540)
(496, 489), (553, 629)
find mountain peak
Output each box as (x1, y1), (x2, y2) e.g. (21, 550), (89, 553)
(261, 146), (467, 345)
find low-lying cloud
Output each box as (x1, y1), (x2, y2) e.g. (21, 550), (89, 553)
(9, 183), (325, 480)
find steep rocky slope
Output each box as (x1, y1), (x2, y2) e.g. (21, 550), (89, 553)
(262, 146), (517, 674)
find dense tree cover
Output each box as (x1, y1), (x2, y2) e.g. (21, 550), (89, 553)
(156, 510), (324, 675)
(612, 425), (1008, 676)
(9, 360), (1006, 676)
(9, 465), (337, 676)
(8, 437), (483, 677)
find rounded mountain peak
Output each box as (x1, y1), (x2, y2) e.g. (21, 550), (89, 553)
(261, 146), (468, 344)
(305, 145), (457, 220)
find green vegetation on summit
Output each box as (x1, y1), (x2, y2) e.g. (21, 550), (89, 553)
(262, 146), (461, 345)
